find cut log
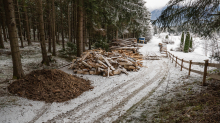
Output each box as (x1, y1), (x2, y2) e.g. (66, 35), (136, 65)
(82, 61), (92, 68)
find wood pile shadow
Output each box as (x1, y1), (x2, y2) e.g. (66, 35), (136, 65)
(8, 69), (93, 103)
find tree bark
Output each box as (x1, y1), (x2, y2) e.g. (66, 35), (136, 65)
(77, 0), (84, 57)
(0, 26), (5, 48)
(47, 0), (52, 52)
(35, 0), (49, 66)
(83, 14), (86, 52)
(14, 0), (24, 48)
(0, 0), (7, 42)
(60, 0), (65, 49)
(52, 0), (56, 56)
(3, 0), (24, 79)
(116, 29), (118, 41)
(22, 0), (31, 45)
(68, 3), (71, 42)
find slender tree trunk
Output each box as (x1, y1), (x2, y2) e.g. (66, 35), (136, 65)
(83, 14), (86, 52)
(116, 30), (118, 41)
(22, 0), (31, 45)
(0, 26), (5, 48)
(77, 0), (83, 57)
(74, 0), (77, 44)
(35, 0), (49, 66)
(60, 0), (65, 49)
(14, 0), (24, 48)
(47, 0), (52, 52)
(88, 31), (91, 50)
(33, 27), (36, 41)
(52, 0), (56, 56)
(3, 0), (24, 79)
(56, 24), (60, 44)
(68, 3), (71, 42)
(0, 0), (7, 42)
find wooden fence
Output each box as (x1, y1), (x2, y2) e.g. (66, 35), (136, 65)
(167, 51), (220, 86)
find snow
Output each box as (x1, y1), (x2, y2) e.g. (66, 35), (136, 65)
(0, 33), (214, 123)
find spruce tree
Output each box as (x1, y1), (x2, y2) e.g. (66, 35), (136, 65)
(184, 32), (190, 53)
(180, 32), (184, 47)
(189, 36), (193, 48)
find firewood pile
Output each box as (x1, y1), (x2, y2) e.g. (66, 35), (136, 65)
(110, 38), (139, 53)
(145, 52), (160, 60)
(69, 49), (143, 77)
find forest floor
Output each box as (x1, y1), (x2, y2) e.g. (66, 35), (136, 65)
(0, 35), (219, 122)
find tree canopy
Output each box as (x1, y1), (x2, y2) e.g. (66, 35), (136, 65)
(154, 0), (220, 37)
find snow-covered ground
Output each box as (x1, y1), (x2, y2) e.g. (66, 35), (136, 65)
(0, 34), (211, 123)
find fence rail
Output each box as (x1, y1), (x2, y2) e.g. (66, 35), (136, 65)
(167, 51), (220, 85)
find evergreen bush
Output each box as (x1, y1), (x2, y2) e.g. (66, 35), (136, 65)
(58, 42), (77, 58)
(180, 32), (184, 47)
(184, 32), (190, 53)
(189, 36), (193, 48)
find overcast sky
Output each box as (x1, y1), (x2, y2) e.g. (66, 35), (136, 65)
(144, 0), (170, 12)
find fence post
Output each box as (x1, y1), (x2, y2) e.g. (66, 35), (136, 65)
(172, 54), (173, 63)
(188, 60), (192, 76)
(181, 59), (183, 71)
(175, 57), (177, 67)
(203, 60), (209, 86)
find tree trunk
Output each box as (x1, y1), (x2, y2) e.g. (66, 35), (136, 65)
(14, 0), (24, 48)
(35, 0), (49, 66)
(0, 26), (5, 48)
(3, 0), (24, 79)
(60, 0), (65, 50)
(47, 0), (52, 52)
(68, 3), (71, 42)
(52, 0), (56, 56)
(74, 1), (77, 43)
(22, 0), (31, 45)
(77, 0), (84, 57)
(83, 14), (86, 52)
(0, 0), (7, 42)
(116, 30), (118, 41)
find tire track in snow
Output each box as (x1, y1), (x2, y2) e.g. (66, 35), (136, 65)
(45, 61), (155, 122)
(93, 60), (168, 122)
(68, 63), (161, 122)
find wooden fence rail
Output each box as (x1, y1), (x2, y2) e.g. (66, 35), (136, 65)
(167, 51), (220, 86)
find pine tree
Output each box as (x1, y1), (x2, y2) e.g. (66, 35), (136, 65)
(3, 0), (24, 79)
(180, 32), (184, 47)
(184, 32), (190, 53)
(189, 36), (193, 48)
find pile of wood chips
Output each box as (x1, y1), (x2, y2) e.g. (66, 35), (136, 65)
(69, 49), (143, 77)
(110, 38), (140, 53)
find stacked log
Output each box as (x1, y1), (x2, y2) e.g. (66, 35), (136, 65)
(110, 38), (139, 53)
(69, 49), (143, 77)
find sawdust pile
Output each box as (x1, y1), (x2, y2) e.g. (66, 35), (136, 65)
(8, 69), (93, 103)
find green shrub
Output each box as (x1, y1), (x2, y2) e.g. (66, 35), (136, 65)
(93, 37), (109, 51)
(58, 42), (77, 58)
(184, 32), (190, 53)
(165, 35), (169, 39)
(180, 32), (184, 47)
(189, 36), (193, 48)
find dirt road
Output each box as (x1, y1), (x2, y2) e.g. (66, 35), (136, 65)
(26, 57), (169, 123)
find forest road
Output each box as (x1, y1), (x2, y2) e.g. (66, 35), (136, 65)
(30, 58), (169, 123)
